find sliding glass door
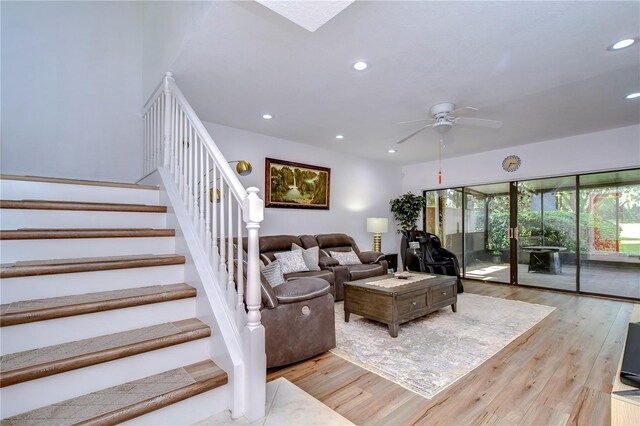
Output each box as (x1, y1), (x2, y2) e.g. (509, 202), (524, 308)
(463, 183), (511, 283)
(578, 170), (640, 299)
(422, 168), (639, 301)
(516, 176), (577, 291)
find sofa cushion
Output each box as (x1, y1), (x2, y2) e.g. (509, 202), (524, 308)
(259, 235), (304, 264)
(274, 250), (309, 274)
(330, 249), (362, 266)
(316, 233), (353, 249)
(261, 260), (285, 287)
(347, 264), (386, 281)
(273, 278), (331, 304)
(292, 243), (321, 271)
(285, 269), (335, 286)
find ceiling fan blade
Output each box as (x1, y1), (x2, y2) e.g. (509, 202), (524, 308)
(451, 106), (479, 116)
(396, 124), (433, 144)
(398, 118), (435, 125)
(455, 117), (503, 129)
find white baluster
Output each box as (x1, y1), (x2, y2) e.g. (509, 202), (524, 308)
(188, 124), (194, 218)
(174, 101), (180, 180)
(212, 165), (219, 267)
(205, 155), (212, 258)
(236, 203), (245, 328)
(180, 111), (186, 198)
(181, 115), (188, 203)
(227, 194), (235, 308)
(192, 134), (199, 226)
(162, 73), (173, 167)
(199, 141), (206, 243)
(219, 181), (227, 289)
(143, 113), (147, 175)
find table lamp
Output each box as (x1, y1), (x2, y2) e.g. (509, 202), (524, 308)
(367, 218), (388, 253)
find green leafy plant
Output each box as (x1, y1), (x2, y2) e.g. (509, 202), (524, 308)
(390, 192), (427, 233)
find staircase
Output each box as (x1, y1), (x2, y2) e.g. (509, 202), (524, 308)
(0, 175), (230, 424)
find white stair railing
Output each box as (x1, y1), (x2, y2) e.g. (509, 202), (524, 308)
(142, 72), (265, 421)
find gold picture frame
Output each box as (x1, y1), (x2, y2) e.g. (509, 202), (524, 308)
(265, 158), (330, 210)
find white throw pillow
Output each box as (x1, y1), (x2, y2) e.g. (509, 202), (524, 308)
(274, 250), (309, 274)
(330, 250), (362, 266)
(260, 259), (285, 287)
(291, 243), (321, 271)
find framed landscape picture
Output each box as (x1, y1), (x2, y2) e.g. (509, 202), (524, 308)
(265, 158), (330, 209)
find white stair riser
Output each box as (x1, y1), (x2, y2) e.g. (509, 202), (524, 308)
(0, 338), (210, 418)
(123, 386), (230, 426)
(1, 298), (196, 355)
(1, 237), (176, 263)
(1, 265), (185, 303)
(1, 209), (167, 229)
(0, 180), (160, 205)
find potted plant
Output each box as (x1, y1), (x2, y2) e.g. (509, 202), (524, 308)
(390, 192), (427, 266)
(389, 192), (427, 233)
(488, 243), (502, 263)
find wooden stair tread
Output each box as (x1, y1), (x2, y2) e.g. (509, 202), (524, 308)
(0, 228), (175, 240)
(0, 199), (167, 213)
(0, 254), (185, 278)
(2, 360), (226, 425)
(0, 319), (210, 387)
(0, 284), (195, 327)
(0, 174), (160, 190)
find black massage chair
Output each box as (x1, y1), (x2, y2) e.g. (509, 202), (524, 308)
(402, 230), (464, 293)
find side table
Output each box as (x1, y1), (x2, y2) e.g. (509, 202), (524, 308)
(385, 253), (398, 272)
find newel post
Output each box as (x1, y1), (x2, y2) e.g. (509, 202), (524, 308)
(162, 72), (174, 168)
(241, 187), (266, 421)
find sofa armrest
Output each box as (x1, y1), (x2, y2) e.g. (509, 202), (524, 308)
(358, 251), (385, 264)
(273, 277), (331, 304)
(319, 256), (340, 267)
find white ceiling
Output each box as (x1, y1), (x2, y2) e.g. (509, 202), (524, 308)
(172, 1), (640, 165)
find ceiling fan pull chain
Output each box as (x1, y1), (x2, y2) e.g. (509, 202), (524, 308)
(438, 136), (443, 185)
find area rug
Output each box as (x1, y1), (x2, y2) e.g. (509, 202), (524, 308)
(330, 293), (555, 399)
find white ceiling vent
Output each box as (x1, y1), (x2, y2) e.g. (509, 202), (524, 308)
(256, 0), (354, 32)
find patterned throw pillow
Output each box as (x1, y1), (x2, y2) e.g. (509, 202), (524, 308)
(291, 243), (321, 271)
(261, 259), (285, 288)
(330, 250), (362, 266)
(274, 250), (309, 274)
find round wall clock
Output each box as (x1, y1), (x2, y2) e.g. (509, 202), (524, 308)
(502, 155), (521, 172)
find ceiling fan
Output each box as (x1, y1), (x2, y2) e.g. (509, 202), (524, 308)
(396, 102), (502, 145)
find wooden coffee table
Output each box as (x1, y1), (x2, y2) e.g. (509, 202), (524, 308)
(343, 273), (457, 337)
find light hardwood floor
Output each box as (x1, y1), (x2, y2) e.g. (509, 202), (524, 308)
(268, 280), (637, 425)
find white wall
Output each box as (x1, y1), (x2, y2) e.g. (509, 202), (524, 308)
(1, 1), (144, 182)
(142, 1), (213, 99)
(403, 125), (640, 192)
(203, 122), (404, 255)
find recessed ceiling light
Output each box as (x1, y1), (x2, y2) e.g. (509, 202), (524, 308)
(353, 61), (368, 71)
(388, 149), (396, 153)
(625, 92), (640, 100)
(607, 37), (639, 51)
(262, 114), (273, 120)
(335, 135), (344, 139)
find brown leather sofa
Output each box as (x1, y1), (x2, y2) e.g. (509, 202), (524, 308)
(258, 233), (388, 301)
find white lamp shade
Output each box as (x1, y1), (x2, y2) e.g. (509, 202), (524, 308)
(367, 218), (389, 233)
